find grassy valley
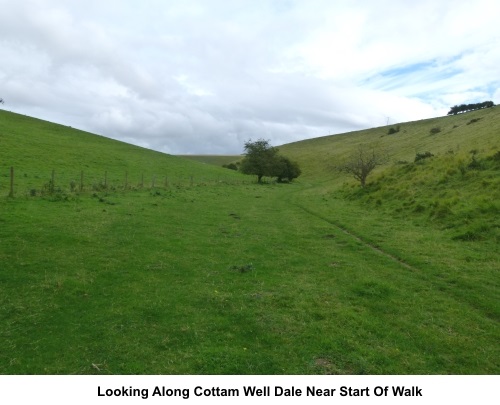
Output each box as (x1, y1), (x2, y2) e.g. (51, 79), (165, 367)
(0, 108), (498, 374)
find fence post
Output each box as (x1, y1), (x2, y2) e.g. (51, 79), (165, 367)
(51, 170), (55, 193)
(9, 166), (14, 197)
(141, 174), (144, 188)
(152, 175), (156, 188)
(190, 175), (194, 187)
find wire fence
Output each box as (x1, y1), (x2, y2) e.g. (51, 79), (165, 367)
(1, 167), (253, 198)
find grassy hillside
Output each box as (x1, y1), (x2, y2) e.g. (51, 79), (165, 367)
(1, 108), (498, 375)
(282, 106), (500, 246)
(0, 110), (245, 195)
(281, 106), (500, 182)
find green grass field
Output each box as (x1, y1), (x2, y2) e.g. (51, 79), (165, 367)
(0, 111), (245, 196)
(0, 108), (498, 374)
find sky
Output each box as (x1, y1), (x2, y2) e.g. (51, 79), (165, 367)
(1, 0), (499, 154)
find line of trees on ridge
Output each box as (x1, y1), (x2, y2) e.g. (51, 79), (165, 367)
(447, 101), (494, 115)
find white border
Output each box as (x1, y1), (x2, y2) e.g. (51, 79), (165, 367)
(1, 375), (498, 404)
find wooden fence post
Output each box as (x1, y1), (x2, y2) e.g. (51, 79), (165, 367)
(51, 170), (55, 193)
(9, 166), (14, 197)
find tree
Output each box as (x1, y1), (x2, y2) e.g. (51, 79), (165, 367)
(0, 98), (4, 104)
(338, 145), (388, 187)
(275, 156), (301, 183)
(240, 139), (301, 183)
(240, 139), (280, 183)
(447, 101), (494, 115)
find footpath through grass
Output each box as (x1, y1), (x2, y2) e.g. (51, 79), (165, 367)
(1, 181), (498, 374)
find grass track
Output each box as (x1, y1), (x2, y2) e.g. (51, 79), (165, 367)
(294, 203), (417, 272)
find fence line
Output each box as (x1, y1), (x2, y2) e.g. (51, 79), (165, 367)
(2, 167), (253, 197)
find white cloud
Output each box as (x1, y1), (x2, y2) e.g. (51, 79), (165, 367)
(0, 0), (499, 153)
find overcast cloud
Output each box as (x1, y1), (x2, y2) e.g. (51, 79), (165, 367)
(1, 0), (499, 154)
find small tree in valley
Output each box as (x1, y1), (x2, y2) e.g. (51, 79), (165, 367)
(338, 145), (388, 187)
(240, 139), (301, 183)
(240, 139), (280, 183)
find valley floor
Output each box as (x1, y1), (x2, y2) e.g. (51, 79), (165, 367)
(0, 182), (498, 374)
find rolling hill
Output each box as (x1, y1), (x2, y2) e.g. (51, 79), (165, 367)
(0, 106), (498, 375)
(280, 105), (500, 182)
(0, 110), (245, 196)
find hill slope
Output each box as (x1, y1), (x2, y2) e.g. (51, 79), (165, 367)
(0, 110), (244, 195)
(281, 106), (500, 241)
(280, 105), (500, 182)
(1, 107), (498, 375)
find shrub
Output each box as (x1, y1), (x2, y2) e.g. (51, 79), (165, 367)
(429, 127), (441, 135)
(467, 118), (481, 125)
(222, 163), (238, 171)
(276, 156), (301, 183)
(387, 126), (400, 135)
(414, 152), (434, 162)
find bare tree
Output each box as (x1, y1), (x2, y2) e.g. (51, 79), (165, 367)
(338, 145), (388, 187)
